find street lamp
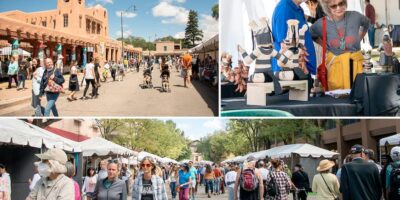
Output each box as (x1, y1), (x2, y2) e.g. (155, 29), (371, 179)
(120, 3), (136, 60)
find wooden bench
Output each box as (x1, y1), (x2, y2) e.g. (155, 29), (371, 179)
(247, 80), (308, 106)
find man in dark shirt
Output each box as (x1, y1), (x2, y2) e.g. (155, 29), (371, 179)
(365, 0), (376, 47)
(340, 144), (382, 200)
(291, 164), (310, 200)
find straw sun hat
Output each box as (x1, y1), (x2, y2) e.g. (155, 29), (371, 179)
(317, 159), (335, 172)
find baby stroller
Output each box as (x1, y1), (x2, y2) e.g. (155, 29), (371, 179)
(160, 64), (171, 92)
(141, 67), (153, 89)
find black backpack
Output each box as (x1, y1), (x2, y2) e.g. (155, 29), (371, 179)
(266, 172), (279, 197)
(389, 163), (400, 200)
(392, 57), (400, 73)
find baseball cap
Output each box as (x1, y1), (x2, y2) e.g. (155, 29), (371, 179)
(350, 144), (364, 154)
(391, 146), (400, 161)
(247, 155), (257, 162)
(36, 148), (68, 165)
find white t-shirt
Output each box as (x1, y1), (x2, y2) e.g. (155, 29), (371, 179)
(85, 63), (94, 79)
(104, 63), (110, 70)
(224, 171), (237, 188)
(29, 173), (41, 191)
(259, 168), (269, 181)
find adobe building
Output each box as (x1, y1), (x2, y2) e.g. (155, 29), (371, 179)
(143, 40), (187, 59)
(190, 140), (203, 162)
(320, 119), (400, 165)
(0, 0), (142, 71)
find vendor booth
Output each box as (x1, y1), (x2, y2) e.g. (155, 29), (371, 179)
(220, 0), (400, 117)
(0, 119), (81, 200)
(379, 134), (400, 165)
(226, 144), (339, 181)
(78, 136), (138, 176)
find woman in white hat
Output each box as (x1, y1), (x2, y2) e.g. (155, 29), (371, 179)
(312, 159), (340, 200)
(26, 148), (75, 200)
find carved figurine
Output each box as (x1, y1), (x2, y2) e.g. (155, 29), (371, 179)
(233, 61), (249, 93)
(220, 52), (234, 82)
(238, 17), (290, 94)
(378, 28), (394, 72)
(277, 19), (309, 81)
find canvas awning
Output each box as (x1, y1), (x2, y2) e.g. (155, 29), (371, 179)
(189, 34), (218, 54)
(250, 144), (339, 159)
(79, 137), (137, 157)
(0, 119), (80, 152)
(137, 151), (163, 162)
(380, 134), (400, 146)
(0, 46), (31, 56)
(161, 157), (178, 164)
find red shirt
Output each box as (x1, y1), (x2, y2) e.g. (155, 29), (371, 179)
(365, 4), (375, 24)
(213, 168), (222, 178)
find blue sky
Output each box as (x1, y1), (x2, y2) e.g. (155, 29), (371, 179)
(171, 118), (228, 140)
(0, 0), (218, 41)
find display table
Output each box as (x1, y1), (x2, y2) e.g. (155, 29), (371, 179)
(350, 73), (400, 116)
(221, 82), (246, 98)
(221, 94), (357, 116)
(221, 73), (400, 117)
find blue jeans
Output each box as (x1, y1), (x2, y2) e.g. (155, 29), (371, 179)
(170, 181), (177, 198)
(213, 178), (220, 194)
(44, 92), (59, 116)
(205, 179), (213, 194)
(227, 187), (234, 200)
(18, 74), (26, 88)
(368, 25), (375, 48)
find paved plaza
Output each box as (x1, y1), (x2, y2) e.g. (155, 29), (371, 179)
(0, 68), (218, 116)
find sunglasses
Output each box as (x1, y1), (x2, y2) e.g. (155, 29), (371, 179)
(108, 159), (119, 164)
(329, 1), (346, 10)
(141, 163), (152, 168)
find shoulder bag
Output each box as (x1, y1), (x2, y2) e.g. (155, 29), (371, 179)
(320, 173), (338, 200)
(44, 68), (63, 93)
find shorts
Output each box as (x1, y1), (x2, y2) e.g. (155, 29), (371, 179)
(191, 180), (196, 188)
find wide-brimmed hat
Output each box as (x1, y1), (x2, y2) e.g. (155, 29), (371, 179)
(36, 148), (68, 165)
(317, 159), (335, 172)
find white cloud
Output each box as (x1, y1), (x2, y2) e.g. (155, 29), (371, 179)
(116, 11), (137, 18)
(161, 0), (186, 3)
(95, 0), (113, 4)
(203, 119), (225, 130)
(115, 29), (133, 38)
(199, 14), (218, 41)
(152, 2), (189, 25)
(174, 31), (185, 39)
(176, 123), (192, 132)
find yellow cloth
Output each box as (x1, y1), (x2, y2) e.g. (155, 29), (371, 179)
(326, 51), (364, 90)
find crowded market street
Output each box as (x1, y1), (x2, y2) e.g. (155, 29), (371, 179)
(0, 68), (218, 116)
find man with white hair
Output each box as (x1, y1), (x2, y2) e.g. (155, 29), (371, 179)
(385, 146), (400, 200)
(26, 148), (74, 200)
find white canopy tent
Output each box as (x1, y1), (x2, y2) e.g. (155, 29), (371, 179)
(0, 46), (31, 56)
(161, 157), (178, 164)
(189, 34), (219, 53)
(137, 151), (163, 162)
(250, 144), (339, 159)
(380, 134), (400, 146)
(78, 137), (137, 157)
(0, 119), (80, 152)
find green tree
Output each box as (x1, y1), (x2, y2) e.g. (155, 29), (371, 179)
(111, 119), (190, 160)
(212, 4), (219, 20)
(184, 10), (203, 48)
(95, 119), (124, 140)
